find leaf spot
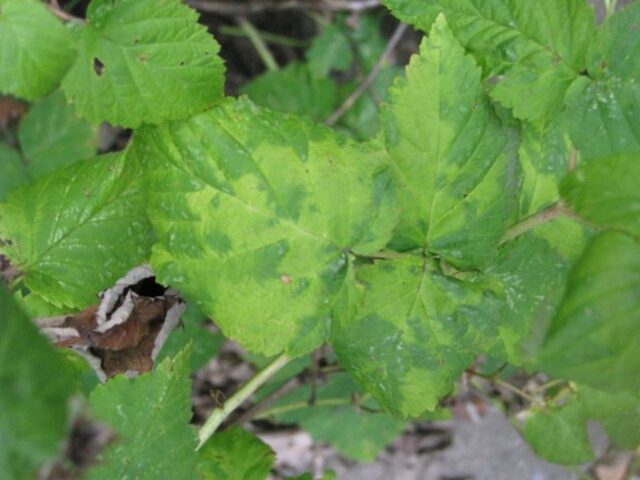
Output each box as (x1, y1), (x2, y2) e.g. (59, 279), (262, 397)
(280, 274), (293, 285)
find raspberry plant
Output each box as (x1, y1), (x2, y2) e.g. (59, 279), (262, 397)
(1, 0), (639, 478)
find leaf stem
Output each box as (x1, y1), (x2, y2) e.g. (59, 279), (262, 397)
(196, 352), (290, 449)
(499, 202), (568, 245)
(236, 17), (279, 73)
(219, 25), (310, 48)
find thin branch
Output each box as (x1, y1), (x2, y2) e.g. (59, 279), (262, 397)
(197, 353), (290, 449)
(325, 23), (407, 126)
(568, 145), (578, 172)
(219, 25), (311, 48)
(188, 0), (381, 15)
(228, 364), (342, 427)
(47, 0), (85, 23)
(236, 17), (279, 72)
(499, 202), (569, 245)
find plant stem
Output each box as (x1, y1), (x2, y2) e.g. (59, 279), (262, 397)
(197, 352), (290, 449)
(325, 23), (407, 126)
(500, 202), (567, 245)
(219, 26), (310, 48)
(604, 0), (619, 18)
(47, 0), (85, 23)
(236, 17), (279, 73)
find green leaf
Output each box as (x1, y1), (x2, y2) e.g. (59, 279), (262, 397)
(0, 143), (28, 201)
(492, 64), (577, 121)
(197, 427), (275, 480)
(87, 347), (196, 480)
(332, 257), (504, 417)
(381, 0), (595, 121)
(306, 22), (353, 78)
(135, 97), (396, 356)
(565, 4), (640, 159)
(523, 385), (640, 465)
(267, 373), (406, 461)
(241, 63), (339, 120)
(61, 0), (225, 128)
(588, 2), (640, 81)
(536, 232), (640, 392)
(156, 303), (224, 372)
(382, 16), (518, 268)
(562, 154), (640, 238)
(578, 385), (640, 450)
(0, 0), (74, 100)
(565, 76), (640, 160)
(524, 398), (594, 465)
(18, 91), (97, 180)
(0, 152), (152, 309)
(0, 284), (74, 480)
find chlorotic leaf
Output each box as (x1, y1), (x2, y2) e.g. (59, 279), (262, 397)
(0, 0), (74, 100)
(241, 63), (339, 120)
(18, 91), (97, 180)
(61, 0), (225, 127)
(0, 285), (74, 480)
(134, 97), (396, 356)
(197, 427), (275, 480)
(488, 234), (569, 364)
(0, 153), (152, 309)
(382, 15), (518, 268)
(536, 232), (640, 392)
(524, 398), (593, 465)
(87, 347), (196, 479)
(562, 154), (640, 238)
(0, 143), (28, 201)
(268, 373), (406, 461)
(332, 257), (504, 417)
(565, 4), (640, 159)
(518, 118), (569, 215)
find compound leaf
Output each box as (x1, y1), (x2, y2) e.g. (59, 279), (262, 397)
(0, 0), (74, 100)
(382, 15), (518, 268)
(0, 153), (152, 309)
(536, 232), (640, 392)
(135, 97), (396, 356)
(562, 154), (640, 238)
(332, 257), (504, 417)
(87, 347), (196, 480)
(0, 285), (74, 480)
(197, 427), (274, 480)
(18, 91), (97, 180)
(61, 0), (225, 127)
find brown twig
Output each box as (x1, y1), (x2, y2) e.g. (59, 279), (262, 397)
(187, 0), (380, 15)
(47, 0), (85, 23)
(325, 23), (407, 126)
